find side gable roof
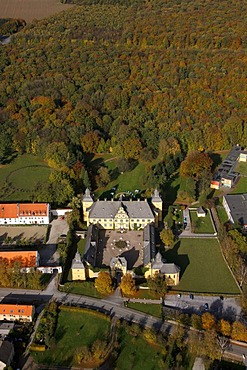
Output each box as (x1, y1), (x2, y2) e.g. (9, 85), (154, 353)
(0, 304), (34, 316)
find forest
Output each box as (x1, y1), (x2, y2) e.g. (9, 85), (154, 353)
(0, 0), (247, 203)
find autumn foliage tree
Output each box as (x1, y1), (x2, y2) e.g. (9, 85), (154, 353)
(202, 312), (216, 331)
(94, 271), (113, 295)
(180, 151), (213, 181)
(160, 227), (175, 248)
(120, 273), (136, 296)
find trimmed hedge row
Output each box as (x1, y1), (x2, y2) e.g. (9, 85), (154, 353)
(30, 343), (46, 352)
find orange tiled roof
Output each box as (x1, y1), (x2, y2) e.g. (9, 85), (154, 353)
(0, 203), (48, 218)
(0, 204), (18, 218)
(19, 203), (48, 217)
(0, 251), (37, 267)
(0, 304), (34, 316)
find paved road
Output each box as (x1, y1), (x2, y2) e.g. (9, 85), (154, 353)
(0, 287), (246, 363)
(164, 294), (241, 320)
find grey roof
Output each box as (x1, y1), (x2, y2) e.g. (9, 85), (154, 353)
(151, 189), (162, 202)
(143, 223), (156, 266)
(110, 257), (127, 269)
(151, 251), (164, 269)
(212, 145), (243, 184)
(160, 263), (180, 274)
(197, 207), (205, 214)
(224, 194), (247, 226)
(0, 339), (14, 365)
(89, 200), (154, 219)
(151, 252), (180, 274)
(83, 224), (98, 267)
(71, 251), (84, 270)
(82, 188), (93, 202)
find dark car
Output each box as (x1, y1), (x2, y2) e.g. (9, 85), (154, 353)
(189, 294), (194, 300)
(203, 303), (209, 310)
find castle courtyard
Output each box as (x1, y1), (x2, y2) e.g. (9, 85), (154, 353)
(96, 230), (144, 270)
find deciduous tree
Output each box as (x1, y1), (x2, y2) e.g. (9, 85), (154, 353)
(120, 273), (136, 296)
(95, 271), (113, 295)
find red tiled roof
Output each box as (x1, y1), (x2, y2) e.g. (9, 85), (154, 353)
(0, 204), (18, 218)
(0, 304), (34, 316)
(19, 203), (48, 217)
(0, 203), (49, 218)
(0, 251), (38, 267)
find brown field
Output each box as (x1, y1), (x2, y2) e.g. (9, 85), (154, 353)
(0, 0), (74, 23)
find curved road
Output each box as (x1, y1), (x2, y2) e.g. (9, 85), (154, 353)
(0, 287), (246, 364)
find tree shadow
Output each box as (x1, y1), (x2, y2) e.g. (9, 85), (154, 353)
(162, 173), (180, 205)
(163, 241), (190, 279)
(110, 168), (120, 181)
(209, 152), (223, 171)
(210, 299), (224, 319)
(0, 232), (8, 244)
(55, 324), (66, 342)
(222, 306), (237, 322)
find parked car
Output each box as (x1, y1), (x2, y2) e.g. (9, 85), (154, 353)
(189, 294), (194, 300)
(203, 303), (209, 310)
(177, 294), (181, 299)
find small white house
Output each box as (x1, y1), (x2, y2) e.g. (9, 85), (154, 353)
(197, 207), (206, 218)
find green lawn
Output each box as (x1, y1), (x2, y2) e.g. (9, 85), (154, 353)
(115, 328), (166, 370)
(164, 238), (240, 294)
(60, 280), (105, 298)
(216, 205), (229, 224)
(127, 302), (162, 318)
(189, 211), (215, 233)
(232, 177), (247, 194)
(235, 162), (247, 176)
(32, 309), (110, 366)
(0, 154), (52, 201)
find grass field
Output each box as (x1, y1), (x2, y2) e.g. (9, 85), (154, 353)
(0, 154), (52, 201)
(60, 280), (105, 299)
(87, 154), (148, 198)
(32, 309), (110, 366)
(127, 302), (162, 318)
(115, 328), (167, 370)
(216, 205), (229, 224)
(190, 211), (215, 233)
(0, 0), (73, 23)
(232, 177), (247, 194)
(164, 238), (240, 294)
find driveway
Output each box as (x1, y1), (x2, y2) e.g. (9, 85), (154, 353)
(47, 219), (69, 244)
(38, 219), (69, 266)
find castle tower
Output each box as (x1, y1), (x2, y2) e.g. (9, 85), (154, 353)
(71, 251), (86, 281)
(151, 189), (163, 222)
(82, 188), (94, 223)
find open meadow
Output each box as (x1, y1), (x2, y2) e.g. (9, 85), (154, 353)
(164, 238), (240, 294)
(0, 154), (52, 201)
(0, 0), (74, 23)
(32, 308), (111, 367)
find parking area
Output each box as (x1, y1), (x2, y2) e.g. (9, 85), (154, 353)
(0, 226), (47, 245)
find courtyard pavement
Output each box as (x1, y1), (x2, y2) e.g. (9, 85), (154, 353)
(97, 230), (144, 270)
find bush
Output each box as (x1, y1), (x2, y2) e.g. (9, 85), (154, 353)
(30, 344), (46, 352)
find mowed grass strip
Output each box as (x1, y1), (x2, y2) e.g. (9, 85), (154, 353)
(165, 238), (240, 294)
(61, 280), (105, 299)
(32, 309), (110, 366)
(127, 302), (162, 318)
(190, 211), (215, 233)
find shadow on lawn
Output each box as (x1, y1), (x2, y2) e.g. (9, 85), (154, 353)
(163, 241), (190, 279)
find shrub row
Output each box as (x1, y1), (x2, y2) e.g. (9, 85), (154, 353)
(30, 344), (46, 352)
